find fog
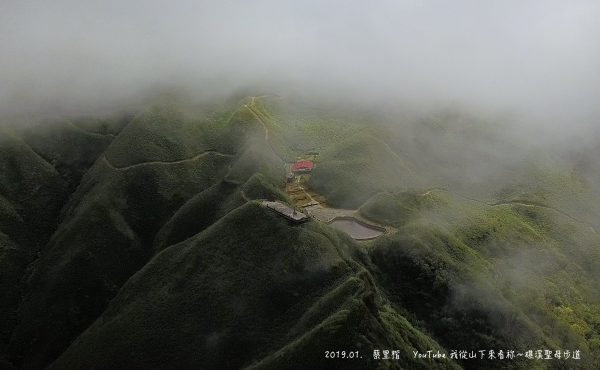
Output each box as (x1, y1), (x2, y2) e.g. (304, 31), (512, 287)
(2, 0), (599, 138)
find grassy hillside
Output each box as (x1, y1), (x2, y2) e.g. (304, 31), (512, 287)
(267, 100), (386, 154)
(5, 99), (298, 369)
(18, 119), (115, 191)
(153, 181), (244, 252)
(49, 202), (460, 370)
(0, 132), (68, 247)
(2, 95), (600, 370)
(104, 104), (237, 168)
(242, 173), (290, 203)
(369, 189), (600, 369)
(70, 113), (133, 136)
(225, 138), (285, 185)
(493, 159), (600, 232)
(154, 142), (290, 253)
(0, 131), (69, 363)
(358, 191), (427, 227)
(5, 103), (243, 369)
(308, 135), (420, 208)
(0, 233), (26, 357)
(7, 153), (235, 369)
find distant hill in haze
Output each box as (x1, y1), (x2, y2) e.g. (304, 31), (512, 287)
(1, 95), (599, 370)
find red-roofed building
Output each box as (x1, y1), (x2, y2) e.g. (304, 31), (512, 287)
(292, 160), (314, 172)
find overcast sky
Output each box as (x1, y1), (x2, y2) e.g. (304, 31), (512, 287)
(1, 0), (599, 133)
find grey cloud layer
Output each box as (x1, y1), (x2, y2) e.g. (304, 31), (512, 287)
(1, 0), (599, 131)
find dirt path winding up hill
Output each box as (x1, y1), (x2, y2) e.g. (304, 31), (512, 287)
(102, 150), (234, 171)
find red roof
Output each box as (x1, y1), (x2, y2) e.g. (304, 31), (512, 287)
(292, 160), (314, 170)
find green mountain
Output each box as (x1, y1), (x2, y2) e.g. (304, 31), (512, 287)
(0, 96), (599, 369)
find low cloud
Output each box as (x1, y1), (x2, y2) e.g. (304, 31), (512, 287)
(1, 0), (599, 140)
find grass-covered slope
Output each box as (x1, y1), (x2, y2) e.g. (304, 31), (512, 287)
(225, 138), (285, 185)
(0, 132), (68, 248)
(0, 131), (68, 363)
(4, 95), (600, 370)
(6, 105), (238, 370)
(369, 189), (600, 370)
(153, 181), (244, 252)
(154, 172), (290, 253)
(155, 132), (289, 253)
(383, 108), (528, 198)
(308, 135), (420, 208)
(18, 119), (116, 191)
(104, 104), (238, 168)
(49, 202), (460, 370)
(241, 172), (289, 202)
(493, 160), (600, 232)
(359, 191), (426, 227)
(0, 233), (27, 358)
(266, 99), (386, 154)
(70, 113), (133, 136)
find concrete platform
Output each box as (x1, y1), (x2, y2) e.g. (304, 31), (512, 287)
(263, 201), (309, 223)
(303, 204), (355, 222)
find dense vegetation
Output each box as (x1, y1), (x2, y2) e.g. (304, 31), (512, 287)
(369, 190), (600, 369)
(1, 96), (599, 369)
(48, 202), (459, 370)
(308, 135), (420, 208)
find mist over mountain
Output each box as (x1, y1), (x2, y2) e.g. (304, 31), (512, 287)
(2, 1), (599, 135)
(1, 2), (600, 370)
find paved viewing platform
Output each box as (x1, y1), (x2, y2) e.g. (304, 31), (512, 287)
(302, 204), (355, 222)
(263, 201), (309, 223)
